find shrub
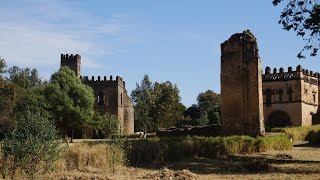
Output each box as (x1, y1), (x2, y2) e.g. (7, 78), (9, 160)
(1, 112), (61, 179)
(126, 135), (292, 165)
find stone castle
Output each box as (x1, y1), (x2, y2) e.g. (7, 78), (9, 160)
(60, 54), (134, 136)
(262, 65), (320, 130)
(221, 30), (320, 136)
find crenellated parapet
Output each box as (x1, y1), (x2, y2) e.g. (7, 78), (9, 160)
(263, 65), (319, 85)
(81, 75), (126, 88)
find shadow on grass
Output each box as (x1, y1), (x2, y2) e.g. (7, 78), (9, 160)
(130, 155), (320, 175)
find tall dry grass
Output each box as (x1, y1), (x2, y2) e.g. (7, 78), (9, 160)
(56, 142), (126, 173)
(272, 125), (320, 142)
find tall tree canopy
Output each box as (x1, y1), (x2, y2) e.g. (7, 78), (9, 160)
(273, 0), (320, 58)
(7, 66), (42, 89)
(131, 75), (185, 132)
(44, 67), (95, 141)
(183, 90), (221, 126)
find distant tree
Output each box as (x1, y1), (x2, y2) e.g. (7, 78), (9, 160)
(184, 104), (202, 124)
(131, 75), (185, 132)
(0, 57), (7, 76)
(273, 0), (320, 58)
(152, 81), (185, 130)
(0, 79), (15, 133)
(44, 67), (95, 142)
(7, 66), (42, 89)
(197, 90), (221, 125)
(131, 75), (154, 131)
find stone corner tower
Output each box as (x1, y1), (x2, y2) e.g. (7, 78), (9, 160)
(220, 30), (265, 136)
(60, 54), (81, 77)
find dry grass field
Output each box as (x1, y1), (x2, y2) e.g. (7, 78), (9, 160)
(37, 141), (320, 180)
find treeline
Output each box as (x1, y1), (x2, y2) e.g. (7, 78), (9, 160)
(0, 58), (118, 141)
(131, 75), (221, 132)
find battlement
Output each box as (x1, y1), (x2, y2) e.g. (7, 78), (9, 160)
(61, 53), (81, 77)
(263, 65), (319, 83)
(61, 54), (81, 62)
(81, 75), (126, 87)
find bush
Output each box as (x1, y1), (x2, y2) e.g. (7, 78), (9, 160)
(126, 135), (292, 165)
(272, 125), (320, 142)
(1, 112), (61, 179)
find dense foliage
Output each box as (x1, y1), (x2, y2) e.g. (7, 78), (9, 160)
(131, 75), (185, 132)
(44, 67), (95, 141)
(273, 0), (320, 58)
(1, 112), (61, 179)
(183, 90), (221, 126)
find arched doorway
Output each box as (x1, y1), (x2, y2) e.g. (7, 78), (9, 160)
(266, 110), (292, 131)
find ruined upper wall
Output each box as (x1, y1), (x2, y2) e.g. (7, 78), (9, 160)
(221, 30), (259, 60)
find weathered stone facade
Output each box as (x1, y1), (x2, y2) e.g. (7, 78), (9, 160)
(60, 54), (134, 136)
(262, 65), (319, 130)
(220, 30), (265, 136)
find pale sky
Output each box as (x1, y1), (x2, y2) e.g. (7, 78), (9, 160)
(1, 0), (319, 107)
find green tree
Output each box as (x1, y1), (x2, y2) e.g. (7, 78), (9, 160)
(197, 90), (221, 125)
(1, 112), (61, 179)
(152, 81), (185, 130)
(8, 66), (42, 89)
(0, 57), (7, 76)
(131, 75), (185, 132)
(273, 0), (320, 58)
(92, 112), (121, 138)
(131, 75), (154, 131)
(44, 67), (95, 142)
(13, 88), (49, 119)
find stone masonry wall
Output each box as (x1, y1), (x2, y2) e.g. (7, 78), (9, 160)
(221, 30), (265, 136)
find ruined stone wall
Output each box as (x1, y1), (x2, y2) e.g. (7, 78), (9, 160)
(220, 30), (265, 136)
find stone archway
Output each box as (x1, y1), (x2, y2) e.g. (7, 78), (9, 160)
(266, 110), (292, 131)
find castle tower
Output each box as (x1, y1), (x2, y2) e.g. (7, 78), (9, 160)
(60, 54), (81, 77)
(220, 30), (265, 136)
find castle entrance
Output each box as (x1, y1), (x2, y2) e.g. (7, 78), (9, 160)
(266, 110), (291, 131)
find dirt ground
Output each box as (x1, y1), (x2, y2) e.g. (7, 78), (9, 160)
(45, 142), (320, 180)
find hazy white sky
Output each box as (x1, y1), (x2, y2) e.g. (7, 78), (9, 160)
(1, 0), (319, 107)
